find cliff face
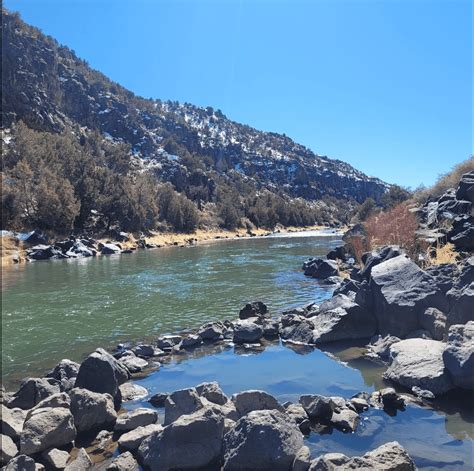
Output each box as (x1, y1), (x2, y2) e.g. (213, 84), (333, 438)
(2, 10), (389, 206)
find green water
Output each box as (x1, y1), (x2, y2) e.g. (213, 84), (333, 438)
(1, 232), (340, 385)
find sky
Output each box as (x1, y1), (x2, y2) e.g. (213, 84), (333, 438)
(5, 0), (472, 188)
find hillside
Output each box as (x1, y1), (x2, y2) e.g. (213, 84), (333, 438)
(1, 9), (390, 234)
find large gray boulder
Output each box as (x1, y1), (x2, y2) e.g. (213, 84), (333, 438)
(370, 255), (447, 337)
(2, 455), (37, 471)
(366, 334), (401, 361)
(69, 387), (117, 432)
(456, 171), (474, 203)
(45, 359), (80, 392)
(25, 392), (71, 420)
(106, 451), (138, 471)
(118, 424), (163, 451)
(419, 307), (447, 341)
(310, 295), (376, 343)
(222, 409), (304, 471)
(196, 382), (229, 406)
(64, 448), (92, 470)
(0, 434), (18, 465)
(231, 390), (283, 417)
(41, 448), (70, 470)
(164, 388), (203, 425)
(1, 405), (26, 440)
(309, 441), (416, 470)
(20, 407), (76, 455)
(74, 348), (130, 400)
(7, 377), (60, 410)
(239, 302), (268, 320)
(360, 246), (404, 280)
(233, 321), (263, 344)
(280, 316), (315, 344)
(447, 282), (474, 326)
(138, 407), (224, 471)
(385, 339), (453, 395)
(299, 395), (336, 420)
(303, 258), (339, 279)
(115, 408), (158, 432)
(443, 322), (474, 389)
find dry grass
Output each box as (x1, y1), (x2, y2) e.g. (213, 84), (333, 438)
(425, 242), (459, 267)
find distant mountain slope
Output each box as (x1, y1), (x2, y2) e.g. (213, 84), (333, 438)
(2, 9), (389, 207)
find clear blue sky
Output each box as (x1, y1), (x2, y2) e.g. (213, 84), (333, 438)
(5, 0), (472, 188)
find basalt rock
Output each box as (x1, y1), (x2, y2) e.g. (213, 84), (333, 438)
(231, 390), (283, 417)
(7, 377), (61, 410)
(115, 408), (158, 432)
(239, 301), (268, 320)
(303, 258), (339, 279)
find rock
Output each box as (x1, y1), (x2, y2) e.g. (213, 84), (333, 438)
(25, 392), (71, 420)
(443, 322), (474, 389)
(7, 377), (60, 410)
(310, 296), (376, 343)
(330, 408), (360, 432)
(280, 317), (315, 344)
(303, 258), (339, 279)
(299, 395), (336, 421)
(375, 388), (405, 409)
(293, 445), (311, 471)
(20, 407), (76, 455)
(119, 382), (148, 401)
(233, 321), (263, 344)
(64, 448), (92, 471)
(101, 243), (121, 254)
(69, 387), (117, 432)
(425, 264), (458, 294)
(447, 281), (474, 326)
(115, 408), (158, 432)
(66, 241), (96, 258)
(41, 448), (70, 469)
(309, 441), (416, 470)
(74, 348), (130, 400)
(411, 386), (435, 400)
(196, 382), (229, 405)
(231, 390), (282, 417)
(223, 409), (304, 471)
(197, 323), (224, 341)
(449, 216), (474, 250)
(164, 388), (203, 425)
(405, 329), (433, 339)
(366, 334), (401, 360)
(119, 353), (148, 373)
(262, 318), (280, 337)
(285, 403), (311, 434)
(239, 301), (268, 320)
(385, 339), (453, 395)
(0, 434), (18, 465)
(326, 246), (347, 261)
(419, 307), (447, 341)
(360, 245), (404, 280)
(148, 392), (169, 408)
(156, 335), (182, 349)
(118, 424), (163, 451)
(24, 230), (48, 246)
(1, 405), (26, 440)
(180, 335), (202, 348)
(139, 407), (224, 471)
(28, 245), (68, 260)
(370, 255), (447, 337)
(131, 344), (156, 357)
(45, 359), (80, 392)
(456, 171), (474, 202)
(343, 223), (366, 241)
(106, 452), (138, 471)
(350, 397), (369, 412)
(2, 455), (36, 471)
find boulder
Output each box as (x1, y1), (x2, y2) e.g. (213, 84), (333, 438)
(7, 377), (60, 410)
(69, 387), (117, 433)
(370, 255), (447, 337)
(443, 322), (474, 389)
(45, 359), (80, 392)
(119, 382), (148, 402)
(385, 339), (453, 395)
(330, 408), (360, 432)
(233, 321), (263, 344)
(447, 282), (474, 326)
(366, 334), (401, 361)
(181, 335), (202, 348)
(2, 455), (37, 471)
(231, 390), (282, 417)
(419, 307), (447, 341)
(25, 392), (71, 420)
(115, 408), (158, 432)
(222, 409), (304, 471)
(309, 441), (416, 470)
(41, 448), (70, 469)
(456, 171), (474, 203)
(139, 407), (224, 471)
(293, 445), (311, 471)
(263, 319), (280, 337)
(360, 246), (404, 280)
(280, 317), (315, 344)
(299, 395), (335, 421)
(449, 216), (474, 250)
(310, 295), (376, 343)
(118, 424), (163, 451)
(284, 403), (311, 434)
(148, 392), (169, 408)
(239, 301), (268, 320)
(66, 241), (96, 258)
(1, 405), (26, 440)
(106, 452), (138, 471)
(196, 382), (229, 405)
(20, 407), (76, 455)
(28, 245), (68, 260)
(303, 258), (339, 279)
(101, 243), (121, 255)
(164, 388), (203, 425)
(64, 448), (92, 471)
(131, 344), (156, 357)
(118, 353), (148, 373)
(197, 322), (224, 341)
(425, 264), (458, 294)
(74, 348), (130, 399)
(326, 246), (347, 261)
(0, 434), (18, 465)
(156, 335), (182, 349)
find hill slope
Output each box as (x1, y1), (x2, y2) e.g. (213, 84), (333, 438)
(1, 9), (390, 233)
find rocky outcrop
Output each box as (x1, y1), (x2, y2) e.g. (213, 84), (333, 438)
(303, 258), (339, 279)
(443, 322), (474, 389)
(385, 339), (453, 395)
(222, 410), (304, 471)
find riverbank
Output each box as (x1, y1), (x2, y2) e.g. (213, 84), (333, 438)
(1, 224), (332, 267)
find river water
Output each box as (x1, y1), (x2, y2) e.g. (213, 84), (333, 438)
(2, 231), (473, 469)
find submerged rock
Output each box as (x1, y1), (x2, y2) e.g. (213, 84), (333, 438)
(223, 409), (304, 471)
(385, 339), (453, 395)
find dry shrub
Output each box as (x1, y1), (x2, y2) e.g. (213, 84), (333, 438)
(346, 235), (369, 264)
(426, 242), (458, 267)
